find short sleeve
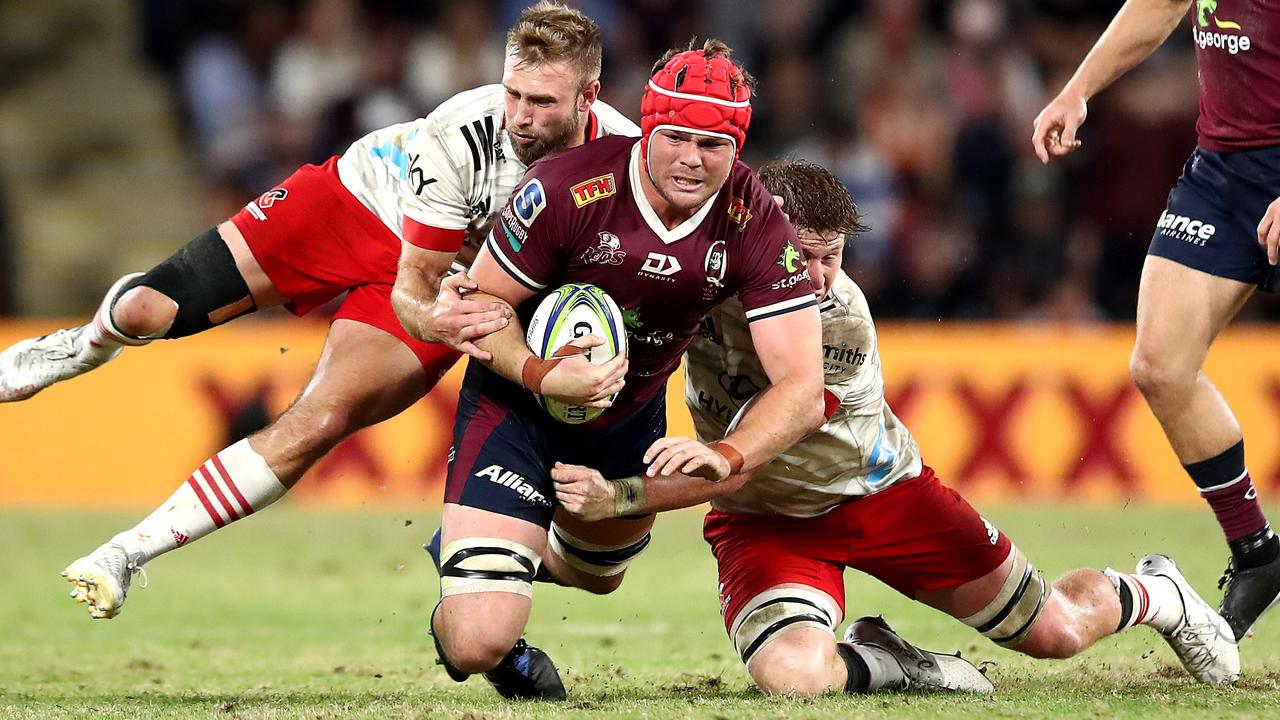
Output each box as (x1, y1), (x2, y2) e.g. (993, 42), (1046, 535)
(735, 192), (817, 322)
(483, 169), (566, 291)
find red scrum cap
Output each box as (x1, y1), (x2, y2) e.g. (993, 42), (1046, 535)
(640, 47), (752, 169)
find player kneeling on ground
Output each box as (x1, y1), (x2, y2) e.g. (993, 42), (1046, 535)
(551, 160), (1241, 695)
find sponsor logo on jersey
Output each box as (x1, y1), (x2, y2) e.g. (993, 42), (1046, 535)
(823, 343), (866, 378)
(580, 231), (627, 265)
(1193, 0), (1250, 54)
(704, 240), (727, 288)
(512, 179), (546, 226)
(770, 270), (811, 291)
(640, 252), (682, 280)
(498, 208), (529, 252)
(727, 197), (752, 232)
(1156, 209), (1216, 247)
(475, 464), (551, 506)
(777, 244), (802, 273)
(570, 173), (616, 208)
(370, 133), (436, 195)
(245, 188), (288, 221)
(620, 307), (673, 347)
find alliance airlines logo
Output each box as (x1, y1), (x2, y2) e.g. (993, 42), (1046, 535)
(1194, 0), (1251, 55)
(1157, 209), (1217, 247)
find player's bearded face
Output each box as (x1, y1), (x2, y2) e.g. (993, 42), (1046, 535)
(798, 229), (846, 301)
(502, 57), (589, 166)
(645, 129), (735, 215)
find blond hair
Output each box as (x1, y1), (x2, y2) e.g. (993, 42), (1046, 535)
(506, 2), (603, 90)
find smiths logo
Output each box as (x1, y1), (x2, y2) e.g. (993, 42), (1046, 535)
(571, 173), (616, 208)
(727, 197), (752, 232)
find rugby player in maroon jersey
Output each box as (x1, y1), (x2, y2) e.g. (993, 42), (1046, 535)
(1033, 0), (1280, 643)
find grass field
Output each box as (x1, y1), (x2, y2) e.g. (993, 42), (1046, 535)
(2, 504), (1280, 719)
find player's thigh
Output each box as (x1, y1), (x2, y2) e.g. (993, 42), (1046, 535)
(704, 510), (844, 667)
(846, 469), (1010, 602)
(283, 319), (429, 431)
(543, 509), (655, 594)
(436, 502), (549, 664)
(218, 221), (287, 308)
(1133, 255), (1253, 374)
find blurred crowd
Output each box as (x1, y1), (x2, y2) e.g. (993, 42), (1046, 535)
(127, 0), (1280, 322)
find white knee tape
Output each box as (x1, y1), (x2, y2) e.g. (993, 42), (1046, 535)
(961, 545), (1050, 647)
(547, 522), (651, 578)
(439, 538), (541, 598)
(729, 587), (840, 664)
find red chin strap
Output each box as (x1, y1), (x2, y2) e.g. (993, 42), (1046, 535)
(640, 49), (752, 172)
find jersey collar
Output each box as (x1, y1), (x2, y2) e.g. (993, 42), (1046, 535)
(628, 141), (719, 245)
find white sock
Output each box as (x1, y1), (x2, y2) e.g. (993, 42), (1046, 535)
(111, 439), (287, 564)
(846, 642), (907, 691)
(1106, 569), (1184, 634)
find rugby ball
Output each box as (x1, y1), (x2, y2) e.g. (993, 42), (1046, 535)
(525, 283), (628, 424)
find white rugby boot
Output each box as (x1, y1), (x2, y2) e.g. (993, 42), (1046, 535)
(62, 542), (146, 619)
(0, 326), (121, 402)
(1136, 554), (1240, 684)
(0, 272), (145, 402)
(843, 615), (994, 693)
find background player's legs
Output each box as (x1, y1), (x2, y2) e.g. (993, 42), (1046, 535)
(433, 503), (545, 672)
(539, 509), (654, 595)
(64, 320), (429, 618)
(0, 222), (286, 402)
(1130, 255), (1279, 637)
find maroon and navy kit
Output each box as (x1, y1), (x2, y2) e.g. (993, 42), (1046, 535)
(445, 134), (817, 525)
(1149, 3), (1280, 290)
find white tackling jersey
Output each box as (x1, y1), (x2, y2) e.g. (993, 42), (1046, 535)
(336, 84), (638, 270)
(685, 271), (923, 517)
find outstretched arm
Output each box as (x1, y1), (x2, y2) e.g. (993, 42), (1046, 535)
(1032, 0), (1191, 163)
(552, 462), (752, 521)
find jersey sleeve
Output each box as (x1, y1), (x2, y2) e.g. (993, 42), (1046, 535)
(397, 121), (473, 250)
(735, 189), (818, 322)
(482, 166), (568, 292)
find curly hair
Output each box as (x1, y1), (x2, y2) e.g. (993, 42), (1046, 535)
(506, 1), (603, 90)
(757, 160), (868, 237)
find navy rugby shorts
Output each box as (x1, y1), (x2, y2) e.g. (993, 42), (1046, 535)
(1149, 144), (1280, 291)
(443, 364), (666, 527)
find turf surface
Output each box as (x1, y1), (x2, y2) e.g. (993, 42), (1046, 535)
(2, 504), (1279, 718)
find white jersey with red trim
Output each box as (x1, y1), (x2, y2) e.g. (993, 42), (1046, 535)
(685, 271), (923, 517)
(336, 84), (637, 268)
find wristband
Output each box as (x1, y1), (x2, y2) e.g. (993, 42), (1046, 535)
(710, 440), (745, 478)
(521, 344), (585, 394)
(612, 475), (646, 517)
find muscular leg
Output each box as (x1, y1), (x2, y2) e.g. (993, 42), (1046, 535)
(111, 222), (287, 338)
(1132, 256), (1280, 638)
(539, 509), (654, 595)
(433, 503), (545, 672)
(0, 222), (288, 402)
(743, 585), (847, 696)
(64, 320), (429, 618)
(248, 319), (427, 485)
(917, 552), (1120, 659)
(1130, 256), (1253, 462)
